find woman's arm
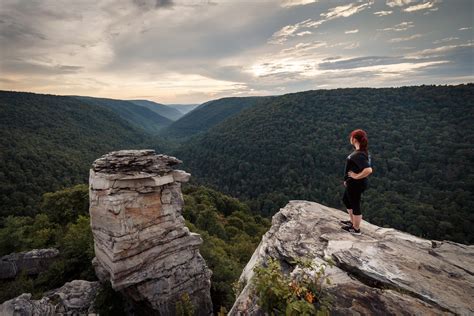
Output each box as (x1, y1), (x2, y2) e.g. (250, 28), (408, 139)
(348, 167), (373, 180)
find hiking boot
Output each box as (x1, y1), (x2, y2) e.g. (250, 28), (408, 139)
(340, 220), (353, 226)
(341, 225), (361, 235)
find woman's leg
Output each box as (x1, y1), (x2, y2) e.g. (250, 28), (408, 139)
(342, 189), (354, 223)
(347, 185), (363, 229)
(353, 214), (362, 230)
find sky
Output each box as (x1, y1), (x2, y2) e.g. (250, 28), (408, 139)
(0, 0), (472, 104)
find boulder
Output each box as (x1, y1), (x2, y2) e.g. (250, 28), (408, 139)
(230, 200), (474, 315)
(0, 280), (100, 315)
(0, 248), (59, 279)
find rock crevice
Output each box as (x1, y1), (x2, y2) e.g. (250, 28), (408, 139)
(89, 149), (213, 315)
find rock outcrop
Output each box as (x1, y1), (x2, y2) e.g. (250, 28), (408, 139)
(89, 149), (213, 315)
(0, 280), (99, 315)
(230, 200), (474, 315)
(0, 248), (59, 279)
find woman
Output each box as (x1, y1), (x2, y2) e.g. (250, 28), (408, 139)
(341, 129), (373, 235)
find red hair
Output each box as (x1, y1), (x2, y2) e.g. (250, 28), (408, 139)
(350, 129), (368, 154)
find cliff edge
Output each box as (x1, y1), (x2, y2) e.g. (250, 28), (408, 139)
(230, 200), (474, 315)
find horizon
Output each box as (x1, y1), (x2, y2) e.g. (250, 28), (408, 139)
(0, 81), (472, 106)
(0, 0), (473, 103)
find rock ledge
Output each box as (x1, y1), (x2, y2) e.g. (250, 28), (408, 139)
(230, 200), (474, 315)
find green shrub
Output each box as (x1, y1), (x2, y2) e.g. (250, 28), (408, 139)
(41, 184), (89, 225)
(251, 256), (333, 315)
(175, 292), (195, 316)
(0, 214), (61, 256)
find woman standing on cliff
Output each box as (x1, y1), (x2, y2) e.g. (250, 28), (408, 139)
(341, 129), (373, 235)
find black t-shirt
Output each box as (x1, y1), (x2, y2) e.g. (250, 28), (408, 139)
(344, 150), (372, 187)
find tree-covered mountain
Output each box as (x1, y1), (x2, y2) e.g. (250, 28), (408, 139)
(2, 84), (473, 245)
(159, 96), (272, 141)
(75, 96), (173, 134)
(172, 84), (474, 244)
(0, 91), (167, 217)
(128, 99), (184, 121)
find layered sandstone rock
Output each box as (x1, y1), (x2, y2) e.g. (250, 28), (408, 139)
(0, 280), (99, 315)
(0, 248), (59, 279)
(89, 149), (213, 315)
(230, 200), (474, 315)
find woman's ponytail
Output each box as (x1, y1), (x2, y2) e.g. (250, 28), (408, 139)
(350, 129), (368, 154)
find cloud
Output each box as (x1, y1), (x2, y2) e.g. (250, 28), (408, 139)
(386, 0), (415, 8)
(385, 0), (440, 13)
(0, 78), (17, 84)
(378, 21), (414, 32)
(247, 51), (454, 90)
(393, 46), (416, 50)
(246, 28), (472, 91)
(403, 1), (435, 12)
(269, 1), (374, 44)
(406, 41), (473, 58)
(319, 56), (393, 69)
(279, 41), (328, 56)
(424, 6), (438, 14)
(321, 1), (374, 19)
(280, 0), (318, 7)
(345, 29), (359, 34)
(132, 0), (174, 10)
(269, 23), (306, 44)
(297, 31), (312, 36)
(374, 10), (393, 16)
(0, 0), (284, 102)
(388, 33), (423, 43)
(432, 37), (459, 44)
(1, 58), (84, 75)
(343, 42), (360, 49)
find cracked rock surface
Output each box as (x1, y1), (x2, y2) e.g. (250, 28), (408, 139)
(230, 200), (474, 315)
(89, 150), (213, 315)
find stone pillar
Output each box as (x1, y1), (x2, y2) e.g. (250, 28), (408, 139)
(89, 149), (213, 315)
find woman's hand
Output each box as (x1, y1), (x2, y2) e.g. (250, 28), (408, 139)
(348, 171), (358, 179)
(348, 168), (372, 180)
(343, 181), (347, 187)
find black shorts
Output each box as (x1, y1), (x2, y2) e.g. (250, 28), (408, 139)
(342, 183), (366, 215)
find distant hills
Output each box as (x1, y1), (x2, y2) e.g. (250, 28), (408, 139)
(128, 99), (185, 121)
(0, 91), (169, 216)
(159, 96), (272, 141)
(75, 96), (173, 134)
(171, 84), (474, 244)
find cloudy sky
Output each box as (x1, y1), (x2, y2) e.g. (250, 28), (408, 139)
(0, 0), (472, 103)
